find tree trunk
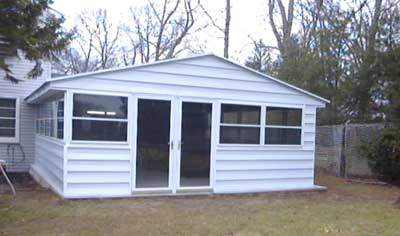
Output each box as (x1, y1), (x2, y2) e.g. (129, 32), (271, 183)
(267, 0), (294, 61)
(356, 0), (382, 121)
(224, 0), (231, 58)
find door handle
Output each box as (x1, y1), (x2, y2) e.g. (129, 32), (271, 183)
(169, 140), (174, 150)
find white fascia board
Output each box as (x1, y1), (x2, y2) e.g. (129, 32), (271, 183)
(25, 83), (51, 103)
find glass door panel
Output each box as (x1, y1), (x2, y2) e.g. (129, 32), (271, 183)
(136, 99), (171, 188)
(180, 102), (212, 187)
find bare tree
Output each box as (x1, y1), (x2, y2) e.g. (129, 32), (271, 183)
(348, 0), (384, 120)
(125, 0), (200, 64)
(224, 0), (231, 58)
(298, 0), (324, 49)
(92, 9), (120, 69)
(53, 9), (121, 74)
(267, 0), (295, 61)
(200, 0), (231, 58)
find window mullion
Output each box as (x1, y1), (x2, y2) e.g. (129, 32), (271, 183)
(265, 125), (302, 129)
(260, 106), (266, 145)
(220, 123), (260, 128)
(72, 117), (128, 122)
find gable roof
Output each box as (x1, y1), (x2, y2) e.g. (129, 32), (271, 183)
(26, 54), (329, 103)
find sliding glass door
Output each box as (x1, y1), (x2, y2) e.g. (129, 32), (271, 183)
(134, 98), (213, 191)
(179, 102), (212, 187)
(136, 99), (171, 188)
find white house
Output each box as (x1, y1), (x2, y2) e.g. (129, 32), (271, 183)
(18, 54), (328, 198)
(0, 55), (50, 172)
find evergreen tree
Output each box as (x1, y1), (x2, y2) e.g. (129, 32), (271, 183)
(245, 40), (275, 75)
(0, 0), (71, 82)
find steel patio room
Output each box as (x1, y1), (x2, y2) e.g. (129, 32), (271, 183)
(25, 54), (328, 199)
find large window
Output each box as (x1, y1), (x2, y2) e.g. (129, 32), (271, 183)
(220, 104), (260, 144)
(219, 104), (303, 145)
(35, 99), (64, 139)
(72, 94), (128, 141)
(0, 98), (19, 143)
(265, 107), (302, 145)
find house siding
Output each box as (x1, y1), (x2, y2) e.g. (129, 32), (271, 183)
(31, 135), (64, 194)
(214, 105), (317, 193)
(0, 56), (49, 172)
(64, 144), (131, 198)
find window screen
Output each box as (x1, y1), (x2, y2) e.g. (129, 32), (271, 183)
(220, 104), (260, 144)
(72, 94), (128, 141)
(265, 107), (302, 145)
(0, 98), (17, 140)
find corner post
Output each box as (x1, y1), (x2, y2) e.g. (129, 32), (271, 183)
(62, 91), (73, 196)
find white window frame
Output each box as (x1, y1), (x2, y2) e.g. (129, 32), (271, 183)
(218, 100), (305, 148)
(219, 103), (262, 145)
(55, 100), (64, 139)
(35, 99), (63, 140)
(71, 92), (129, 143)
(263, 105), (305, 147)
(264, 106), (303, 146)
(0, 97), (20, 143)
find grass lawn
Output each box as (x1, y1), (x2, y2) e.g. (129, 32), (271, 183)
(1, 174), (400, 236)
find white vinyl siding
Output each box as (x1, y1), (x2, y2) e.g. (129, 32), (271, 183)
(31, 135), (64, 194)
(0, 56), (49, 171)
(64, 144), (131, 198)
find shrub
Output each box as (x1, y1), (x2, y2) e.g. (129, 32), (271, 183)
(363, 127), (400, 184)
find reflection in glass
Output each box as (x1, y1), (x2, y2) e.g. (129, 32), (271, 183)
(136, 99), (171, 188)
(180, 102), (212, 187)
(72, 120), (127, 141)
(265, 128), (301, 144)
(57, 101), (64, 139)
(73, 94), (127, 119)
(0, 98), (16, 108)
(72, 94), (127, 141)
(220, 126), (260, 144)
(0, 98), (16, 138)
(221, 104), (260, 124)
(266, 107), (302, 126)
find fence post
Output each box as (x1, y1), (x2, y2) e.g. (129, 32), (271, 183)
(340, 124), (347, 177)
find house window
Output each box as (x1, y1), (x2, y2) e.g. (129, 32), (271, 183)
(72, 94), (128, 141)
(220, 104), (260, 144)
(265, 107), (302, 145)
(0, 98), (19, 143)
(35, 99), (63, 139)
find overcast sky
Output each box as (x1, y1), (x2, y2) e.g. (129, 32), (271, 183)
(52, 0), (277, 62)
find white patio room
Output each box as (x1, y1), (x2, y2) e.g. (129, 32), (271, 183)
(25, 54), (328, 199)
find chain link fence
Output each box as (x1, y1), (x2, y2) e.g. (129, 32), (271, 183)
(315, 123), (385, 177)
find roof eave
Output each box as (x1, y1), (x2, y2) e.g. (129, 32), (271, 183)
(25, 53), (330, 105)
(214, 55), (330, 104)
(25, 83), (65, 104)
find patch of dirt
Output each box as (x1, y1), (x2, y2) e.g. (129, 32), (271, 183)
(0, 173), (41, 194)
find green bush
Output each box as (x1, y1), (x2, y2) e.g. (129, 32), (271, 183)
(363, 127), (400, 184)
